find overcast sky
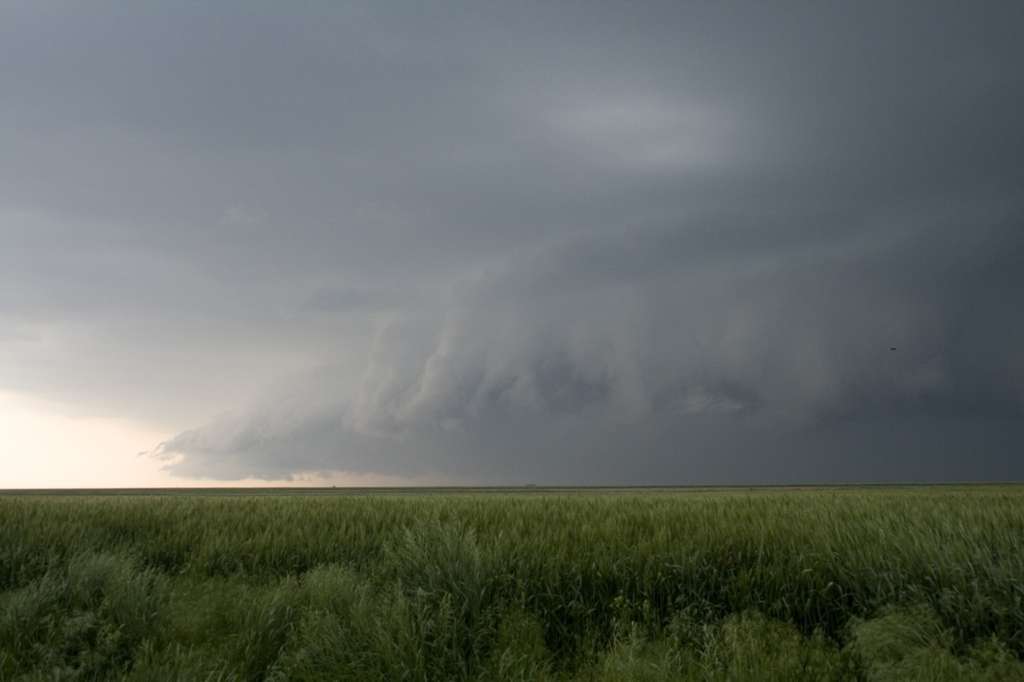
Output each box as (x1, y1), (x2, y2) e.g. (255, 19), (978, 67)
(2, 1), (1023, 486)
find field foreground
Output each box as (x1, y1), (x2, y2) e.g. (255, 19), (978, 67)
(1, 486), (1023, 680)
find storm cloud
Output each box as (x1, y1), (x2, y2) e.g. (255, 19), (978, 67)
(3, 1), (1023, 483)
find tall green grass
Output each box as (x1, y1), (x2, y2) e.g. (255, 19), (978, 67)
(1, 487), (1022, 679)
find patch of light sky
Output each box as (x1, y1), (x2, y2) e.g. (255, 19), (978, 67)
(0, 391), (446, 488)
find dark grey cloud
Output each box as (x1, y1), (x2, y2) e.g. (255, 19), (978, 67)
(2, 1), (1023, 482)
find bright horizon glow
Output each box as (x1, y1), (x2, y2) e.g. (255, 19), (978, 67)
(0, 391), (174, 488)
(0, 392), (452, 489)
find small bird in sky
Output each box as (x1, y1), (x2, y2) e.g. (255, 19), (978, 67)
(889, 347), (897, 351)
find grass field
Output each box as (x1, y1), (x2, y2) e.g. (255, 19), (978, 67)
(1, 486), (1022, 680)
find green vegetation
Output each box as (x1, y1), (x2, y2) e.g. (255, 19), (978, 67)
(1, 486), (1022, 680)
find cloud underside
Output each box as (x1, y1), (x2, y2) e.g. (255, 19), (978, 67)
(156, 219), (1024, 483)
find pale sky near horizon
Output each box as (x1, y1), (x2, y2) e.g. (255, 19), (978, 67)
(0, 391), (172, 488)
(2, 2), (1023, 487)
(1, 391), (448, 488)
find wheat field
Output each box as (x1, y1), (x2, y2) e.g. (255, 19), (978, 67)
(1, 486), (1022, 680)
